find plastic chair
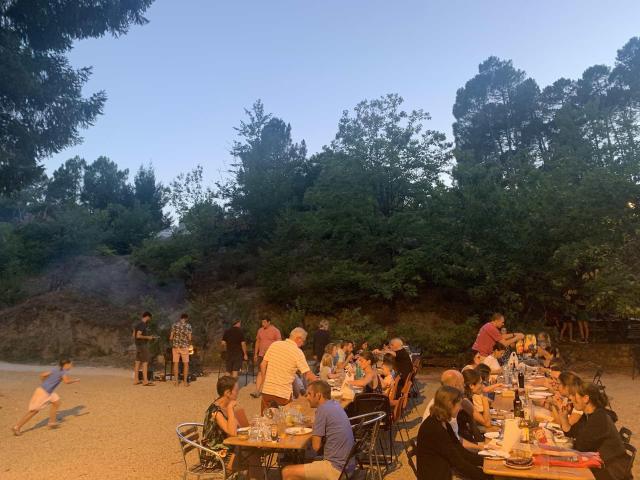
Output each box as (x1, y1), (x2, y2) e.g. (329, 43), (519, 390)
(175, 422), (229, 480)
(620, 426), (633, 444)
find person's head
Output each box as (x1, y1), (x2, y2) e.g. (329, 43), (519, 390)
(570, 382), (609, 411)
(475, 363), (491, 382)
(358, 340), (369, 352)
(430, 385), (464, 421)
(440, 369), (464, 392)
(260, 316), (271, 328)
(492, 342), (506, 358)
(289, 327), (308, 347)
(321, 353), (334, 368)
(462, 368), (483, 396)
(179, 313), (189, 322)
(466, 350), (484, 366)
(558, 371), (583, 397)
(389, 338), (404, 352)
(216, 375), (238, 400)
(319, 319), (329, 331)
(357, 350), (375, 370)
(233, 320), (241, 328)
(59, 358), (73, 370)
(382, 354), (396, 374)
(490, 313), (505, 329)
(342, 340), (353, 353)
(537, 332), (551, 348)
(142, 311), (152, 322)
(325, 342), (337, 356)
(306, 380), (331, 408)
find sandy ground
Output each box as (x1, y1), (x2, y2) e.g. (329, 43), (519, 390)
(0, 363), (638, 480)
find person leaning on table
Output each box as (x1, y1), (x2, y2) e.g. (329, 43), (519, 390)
(282, 380), (355, 480)
(568, 382), (628, 480)
(417, 386), (490, 480)
(257, 327), (318, 412)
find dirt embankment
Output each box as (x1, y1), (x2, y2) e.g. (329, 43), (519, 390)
(0, 255), (187, 363)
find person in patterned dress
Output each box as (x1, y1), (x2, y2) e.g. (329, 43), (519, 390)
(169, 313), (192, 386)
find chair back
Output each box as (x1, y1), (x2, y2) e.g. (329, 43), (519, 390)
(338, 420), (371, 480)
(406, 438), (418, 476)
(353, 394), (392, 428)
(593, 367), (604, 386)
(620, 426), (633, 445)
(624, 443), (636, 480)
(175, 422), (227, 477)
(387, 375), (401, 401)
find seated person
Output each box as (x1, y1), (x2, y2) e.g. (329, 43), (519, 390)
(346, 351), (381, 394)
(462, 350), (485, 372)
(462, 369), (491, 430)
(202, 376), (258, 477)
(549, 371), (584, 433)
(319, 353), (339, 382)
(568, 383), (628, 480)
(356, 340), (369, 356)
(379, 355), (397, 396)
(417, 386), (489, 480)
(535, 332), (558, 367)
(482, 343), (505, 374)
(282, 381), (355, 480)
(475, 364), (503, 396)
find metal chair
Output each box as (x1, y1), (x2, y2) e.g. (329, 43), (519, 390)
(346, 411), (386, 480)
(593, 367), (604, 386)
(175, 422), (230, 480)
(620, 426), (633, 444)
(624, 443), (636, 480)
(405, 438), (418, 477)
(338, 420), (369, 480)
(353, 393), (397, 468)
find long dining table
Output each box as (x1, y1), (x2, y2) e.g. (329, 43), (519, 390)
(483, 378), (595, 480)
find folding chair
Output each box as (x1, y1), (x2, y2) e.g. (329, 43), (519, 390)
(405, 438), (418, 477)
(619, 426), (633, 445)
(175, 422), (230, 480)
(624, 443), (636, 480)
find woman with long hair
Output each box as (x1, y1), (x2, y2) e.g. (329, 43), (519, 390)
(568, 383), (628, 480)
(417, 386), (489, 480)
(549, 371), (584, 432)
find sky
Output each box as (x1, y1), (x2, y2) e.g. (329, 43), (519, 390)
(46, 0), (640, 188)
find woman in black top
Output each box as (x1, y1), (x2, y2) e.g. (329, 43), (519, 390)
(417, 386), (489, 480)
(568, 383), (628, 480)
(347, 351), (382, 394)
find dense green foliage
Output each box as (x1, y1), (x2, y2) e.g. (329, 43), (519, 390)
(0, 0), (153, 196)
(2, 33), (640, 335)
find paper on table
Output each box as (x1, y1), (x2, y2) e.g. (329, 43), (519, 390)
(500, 418), (521, 455)
(341, 373), (355, 400)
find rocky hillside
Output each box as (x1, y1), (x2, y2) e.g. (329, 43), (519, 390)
(0, 255), (187, 363)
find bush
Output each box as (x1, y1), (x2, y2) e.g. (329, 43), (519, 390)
(394, 316), (478, 356)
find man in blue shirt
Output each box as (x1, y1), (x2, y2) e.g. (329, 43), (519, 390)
(282, 380), (354, 480)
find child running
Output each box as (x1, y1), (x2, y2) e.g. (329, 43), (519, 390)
(12, 358), (79, 436)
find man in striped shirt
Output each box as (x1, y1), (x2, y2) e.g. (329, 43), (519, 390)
(257, 327), (318, 412)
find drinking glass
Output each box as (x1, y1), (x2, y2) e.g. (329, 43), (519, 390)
(540, 454), (550, 472)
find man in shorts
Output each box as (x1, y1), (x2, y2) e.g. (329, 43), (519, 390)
(221, 320), (247, 377)
(170, 313), (192, 386)
(282, 380), (354, 480)
(251, 316), (281, 398)
(133, 311), (155, 386)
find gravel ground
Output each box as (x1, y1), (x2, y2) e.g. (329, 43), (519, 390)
(0, 363), (637, 480)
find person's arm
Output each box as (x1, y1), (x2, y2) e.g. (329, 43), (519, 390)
(257, 359), (268, 391)
(136, 329), (154, 341)
(62, 375), (80, 384)
(499, 332), (524, 348)
(40, 371), (51, 380)
(169, 327), (174, 342)
(241, 341), (248, 360)
(472, 397), (491, 427)
(482, 383), (504, 393)
(551, 402), (573, 433)
(214, 401), (238, 437)
(304, 370), (318, 383)
(348, 371), (374, 387)
(311, 435), (323, 453)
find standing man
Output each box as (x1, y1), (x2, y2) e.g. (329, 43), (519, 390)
(251, 316), (281, 398)
(312, 319), (331, 363)
(170, 313), (192, 386)
(471, 313), (524, 357)
(258, 327), (318, 412)
(133, 311), (155, 386)
(221, 320), (248, 378)
(282, 380), (355, 480)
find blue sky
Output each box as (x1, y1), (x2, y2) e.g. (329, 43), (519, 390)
(47, 0), (640, 187)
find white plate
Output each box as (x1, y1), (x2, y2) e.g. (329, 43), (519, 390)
(484, 431), (500, 439)
(530, 392), (552, 398)
(479, 450), (509, 459)
(504, 461), (534, 470)
(285, 427), (312, 435)
(532, 386), (548, 391)
(532, 375), (545, 378)
(554, 436), (570, 444)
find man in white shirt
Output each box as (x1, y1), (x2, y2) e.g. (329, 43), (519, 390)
(482, 342), (506, 374)
(257, 327), (317, 412)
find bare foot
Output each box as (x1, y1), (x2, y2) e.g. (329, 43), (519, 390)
(133, 381), (142, 385)
(11, 426), (21, 436)
(48, 423), (60, 429)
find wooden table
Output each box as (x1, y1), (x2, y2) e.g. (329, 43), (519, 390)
(483, 458), (595, 480)
(485, 388), (594, 480)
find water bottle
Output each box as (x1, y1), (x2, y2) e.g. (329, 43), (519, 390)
(505, 364), (512, 388)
